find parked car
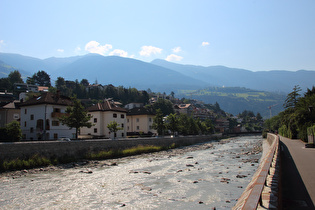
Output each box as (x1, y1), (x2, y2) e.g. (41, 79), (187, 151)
(58, 137), (71, 141)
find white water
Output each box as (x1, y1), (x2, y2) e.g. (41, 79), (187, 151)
(0, 136), (262, 209)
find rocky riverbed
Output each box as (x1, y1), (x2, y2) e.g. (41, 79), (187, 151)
(0, 135), (263, 209)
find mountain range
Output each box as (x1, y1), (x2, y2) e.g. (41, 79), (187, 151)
(0, 52), (314, 117)
(1, 52), (314, 94)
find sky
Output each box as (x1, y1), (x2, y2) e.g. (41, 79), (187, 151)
(0, 0), (315, 71)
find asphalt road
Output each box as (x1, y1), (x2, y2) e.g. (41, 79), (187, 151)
(280, 136), (315, 210)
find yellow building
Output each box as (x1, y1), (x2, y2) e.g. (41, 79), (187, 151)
(127, 107), (156, 136)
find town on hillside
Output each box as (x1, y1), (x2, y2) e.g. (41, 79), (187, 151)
(0, 70), (263, 141)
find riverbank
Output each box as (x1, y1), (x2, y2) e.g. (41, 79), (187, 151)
(0, 136), (262, 180)
(0, 136), (263, 209)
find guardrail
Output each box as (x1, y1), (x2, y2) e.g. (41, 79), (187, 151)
(233, 133), (280, 209)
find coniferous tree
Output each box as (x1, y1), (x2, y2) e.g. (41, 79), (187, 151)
(59, 96), (93, 139)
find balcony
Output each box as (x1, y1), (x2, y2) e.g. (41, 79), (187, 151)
(51, 112), (68, 118)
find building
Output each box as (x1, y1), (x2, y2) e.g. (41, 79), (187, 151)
(0, 100), (20, 127)
(19, 92), (75, 140)
(174, 104), (194, 116)
(127, 107), (156, 136)
(81, 99), (127, 139)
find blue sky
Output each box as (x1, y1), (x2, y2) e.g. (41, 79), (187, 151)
(1, 0), (314, 71)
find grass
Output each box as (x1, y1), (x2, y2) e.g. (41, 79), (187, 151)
(0, 143), (177, 172)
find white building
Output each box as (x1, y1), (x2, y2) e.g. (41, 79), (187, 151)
(127, 107), (156, 135)
(20, 92), (75, 140)
(81, 100), (127, 139)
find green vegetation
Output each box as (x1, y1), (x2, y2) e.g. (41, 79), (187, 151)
(179, 87), (286, 119)
(0, 144), (177, 172)
(107, 121), (123, 139)
(0, 121), (22, 142)
(0, 154), (55, 171)
(59, 96), (93, 139)
(264, 86), (315, 141)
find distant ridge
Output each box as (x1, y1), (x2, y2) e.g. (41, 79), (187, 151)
(0, 52), (314, 94)
(151, 59), (315, 93)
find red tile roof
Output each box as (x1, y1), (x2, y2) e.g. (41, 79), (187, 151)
(20, 92), (73, 107)
(87, 100), (127, 113)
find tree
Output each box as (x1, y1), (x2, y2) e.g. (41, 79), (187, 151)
(283, 85), (302, 109)
(59, 96), (93, 139)
(152, 109), (165, 136)
(0, 121), (22, 142)
(107, 121), (123, 139)
(148, 98), (174, 116)
(8, 70), (24, 84)
(30, 70), (51, 87)
(166, 113), (179, 136)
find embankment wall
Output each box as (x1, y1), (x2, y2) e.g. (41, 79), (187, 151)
(0, 135), (222, 161)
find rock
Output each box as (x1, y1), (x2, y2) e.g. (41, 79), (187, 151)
(143, 171), (151, 174)
(236, 174), (247, 178)
(237, 186), (243, 188)
(177, 170), (183, 173)
(120, 203), (126, 207)
(186, 156), (194, 159)
(195, 162), (199, 165)
(111, 162), (118, 166)
(220, 178), (230, 183)
(198, 201), (204, 204)
(186, 164), (194, 167)
(226, 200), (231, 203)
(193, 181), (199, 183)
(141, 186), (152, 191)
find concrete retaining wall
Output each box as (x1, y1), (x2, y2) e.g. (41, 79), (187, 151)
(233, 133), (280, 209)
(0, 135), (222, 161)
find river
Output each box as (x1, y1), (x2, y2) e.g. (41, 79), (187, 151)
(0, 135), (263, 209)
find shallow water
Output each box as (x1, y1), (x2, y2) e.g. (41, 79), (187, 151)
(0, 135), (262, 209)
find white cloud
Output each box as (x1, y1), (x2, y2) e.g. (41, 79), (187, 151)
(202, 41), (209, 46)
(172, 46), (181, 53)
(166, 54), (183, 62)
(85, 41), (112, 55)
(139, 46), (162, 57)
(109, 49), (129, 57)
(57, 49), (64, 53)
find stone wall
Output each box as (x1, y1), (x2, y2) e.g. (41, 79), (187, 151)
(0, 135), (222, 161)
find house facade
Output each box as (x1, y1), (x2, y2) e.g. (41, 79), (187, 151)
(0, 100), (20, 127)
(20, 92), (75, 140)
(81, 100), (127, 139)
(127, 107), (156, 135)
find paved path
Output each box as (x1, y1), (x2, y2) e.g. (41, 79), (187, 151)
(280, 136), (315, 209)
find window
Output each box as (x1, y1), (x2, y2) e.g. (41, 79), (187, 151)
(122, 133), (124, 137)
(137, 126), (140, 130)
(149, 117), (152, 122)
(94, 128), (97, 133)
(24, 109), (27, 114)
(113, 113), (117, 118)
(54, 133), (58, 139)
(24, 121), (27, 127)
(30, 114), (34, 120)
(36, 119), (43, 130)
(121, 123), (124, 128)
(94, 118), (97, 123)
(54, 108), (61, 113)
(121, 114), (125, 118)
(127, 119), (129, 123)
(13, 114), (19, 120)
(136, 118), (139, 122)
(30, 127), (34, 133)
(52, 121), (59, 126)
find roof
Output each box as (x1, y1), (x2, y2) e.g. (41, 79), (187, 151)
(20, 92), (73, 107)
(0, 100), (20, 109)
(127, 107), (155, 116)
(87, 100), (127, 113)
(174, 104), (192, 109)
